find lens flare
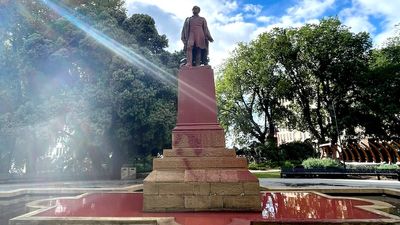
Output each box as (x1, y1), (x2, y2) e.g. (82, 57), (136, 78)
(40, 0), (217, 115)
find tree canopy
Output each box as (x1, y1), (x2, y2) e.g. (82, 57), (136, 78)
(0, 0), (183, 177)
(217, 18), (399, 153)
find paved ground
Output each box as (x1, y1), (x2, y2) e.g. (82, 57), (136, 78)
(0, 180), (140, 192)
(0, 177), (398, 192)
(259, 178), (400, 189)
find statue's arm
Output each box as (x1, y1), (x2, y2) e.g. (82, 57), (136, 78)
(181, 18), (188, 43)
(203, 19), (213, 42)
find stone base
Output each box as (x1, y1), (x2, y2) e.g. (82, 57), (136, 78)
(172, 126), (226, 148)
(143, 131), (261, 212)
(143, 66), (260, 212)
(143, 169), (260, 212)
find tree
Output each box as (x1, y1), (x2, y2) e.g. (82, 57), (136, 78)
(269, 18), (371, 144)
(353, 26), (400, 138)
(122, 14), (168, 54)
(0, 0), (179, 178)
(216, 40), (293, 147)
(217, 18), (373, 149)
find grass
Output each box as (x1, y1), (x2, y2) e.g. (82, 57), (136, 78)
(252, 171), (281, 178)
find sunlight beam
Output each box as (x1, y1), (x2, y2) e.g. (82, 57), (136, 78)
(41, 0), (218, 117)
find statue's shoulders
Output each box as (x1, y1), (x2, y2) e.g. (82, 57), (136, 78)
(190, 16), (206, 20)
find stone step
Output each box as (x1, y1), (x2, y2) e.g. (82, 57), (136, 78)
(185, 194), (261, 211)
(153, 157), (248, 170)
(184, 169), (259, 182)
(143, 194), (261, 212)
(172, 129), (225, 148)
(163, 148), (237, 157)
(144, 169), (258, 183)
(144, 180), (260, 196)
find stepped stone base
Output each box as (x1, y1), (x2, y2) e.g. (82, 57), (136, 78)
(143, 144), (261, 212)
(143, 66), (260, 212)
(143, 168), (260, 212)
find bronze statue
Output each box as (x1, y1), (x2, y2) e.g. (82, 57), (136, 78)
(181, 6), (214, 66)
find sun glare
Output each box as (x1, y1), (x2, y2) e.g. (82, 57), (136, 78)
(40, 0), (217, 115)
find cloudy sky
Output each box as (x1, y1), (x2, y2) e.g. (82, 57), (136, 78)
(125, 0), (400, 67)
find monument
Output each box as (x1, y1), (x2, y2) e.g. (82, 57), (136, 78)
(143, 6), (260, 212)
(181, 6), (213, 66)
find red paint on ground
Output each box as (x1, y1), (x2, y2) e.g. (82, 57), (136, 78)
(36, 192), (387, 225)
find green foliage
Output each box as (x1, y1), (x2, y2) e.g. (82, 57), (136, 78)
(243, 140), (315, 167)
(345, 164), (378, 170)
(279, 142), (316, 162)
(248, 161), (280, 170)
(218, 17), (399, 153)
(218, 18), (371, 145)
(377, 164), (399, 170)
(272, 18), (371, 144)
(132, 155), (153, 173)
(252, 171), (281, 178)
(339, 163), (399, 170)
(302, 158), (342, 169)
(281, 161), (294, 169)
(216, 39), (293, 146)
(122, 14), (168, 54)
(0, 0), (179, 178)
(351, 27), (400, 138)
(248, 162), (259, 170)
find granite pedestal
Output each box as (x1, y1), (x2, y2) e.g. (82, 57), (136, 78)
(143, 66), (260, 212)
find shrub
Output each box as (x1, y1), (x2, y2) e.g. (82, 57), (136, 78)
(302, 158), (342, 169)
(345, 164), (378, 170)
(248, 162), (272, 170)
(281, 161), (294, 169)
(279, 142), (316, 162)
(377, 164), (399, 170)
(132, 155), (153, 173)
(248, 162), (259, 170)
(266, 160), (281, 169)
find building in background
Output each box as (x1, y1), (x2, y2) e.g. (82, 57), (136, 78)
(276, 128), (311, 146)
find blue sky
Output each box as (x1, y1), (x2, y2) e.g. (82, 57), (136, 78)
(125, 0), (400, 66)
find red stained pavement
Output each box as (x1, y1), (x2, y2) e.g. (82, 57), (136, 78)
(36, 192), (387, 225)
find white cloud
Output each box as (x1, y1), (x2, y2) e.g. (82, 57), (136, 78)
(287, 0), (335, 19)
(125, 0), (255, 66)
(211, 21), (258, 64)
(124, 0), (399, 67)
(252, 0), (336, 38)
(243, 4), (262, 17)
(257, 16), (273, 23)
(340, 12), (375, 34)
(339, 0), (400, 47)
(124, 0), (340, 66)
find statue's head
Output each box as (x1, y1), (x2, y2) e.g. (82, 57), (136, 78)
(192, 6), (200, 15)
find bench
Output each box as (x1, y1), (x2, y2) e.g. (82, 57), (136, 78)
(281, 168), (400, 181)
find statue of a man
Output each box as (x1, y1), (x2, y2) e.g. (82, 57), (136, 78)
(181, 6), (214, 67)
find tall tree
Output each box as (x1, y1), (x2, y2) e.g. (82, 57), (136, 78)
(217, 40), (293, 146)
(0, 0), (179, 177)
(353, 27), (400, 138)
(122, 14), (168, 54)
(270, 18), (371, 144)
(217, 18), (373, 148)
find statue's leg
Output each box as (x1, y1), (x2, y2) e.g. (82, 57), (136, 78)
(186, 45), (193, 66)
(192, 47), (197, 66)
(195, 47), (201, 66)
(200, 49), (207, 65)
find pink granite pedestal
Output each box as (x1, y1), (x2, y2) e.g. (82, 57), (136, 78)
(143, 66), (260, 212)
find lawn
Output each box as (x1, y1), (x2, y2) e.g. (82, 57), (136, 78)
(251, 171), (281, 178)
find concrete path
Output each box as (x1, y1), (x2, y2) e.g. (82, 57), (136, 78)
(0, 179), (140, 192)
(0, 177), (399, 193)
